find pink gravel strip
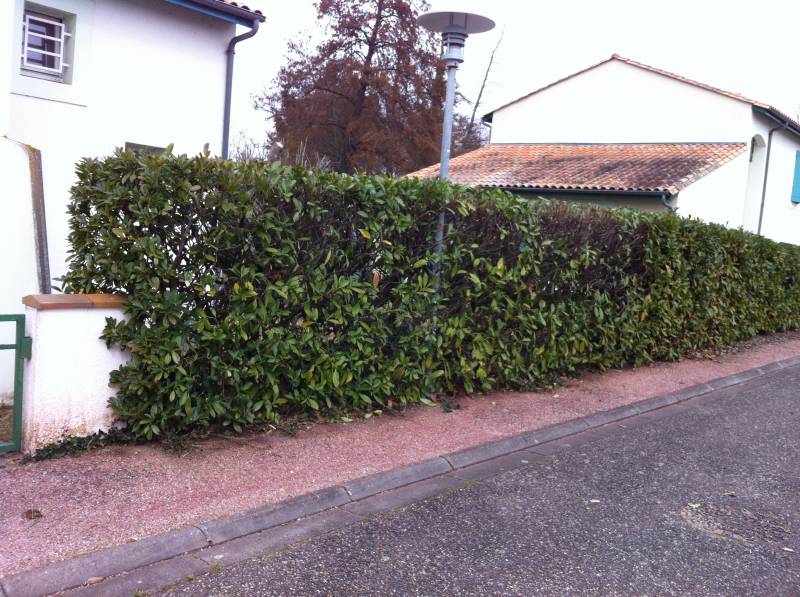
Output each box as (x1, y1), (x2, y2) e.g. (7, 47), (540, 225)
(1, 336), (800, 576)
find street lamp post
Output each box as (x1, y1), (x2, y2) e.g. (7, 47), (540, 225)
(417, 7), (495, 287)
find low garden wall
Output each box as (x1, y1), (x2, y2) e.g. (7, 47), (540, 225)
(51, 150), (800, 442)
(21, 294), (127, 453)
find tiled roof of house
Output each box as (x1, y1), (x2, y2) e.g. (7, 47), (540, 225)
(409, 143), (748, 195)
(483, 55), (800, 136)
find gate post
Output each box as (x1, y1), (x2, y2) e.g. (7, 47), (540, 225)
(0, 314), (30, 452)
(21, 294), (128, 454)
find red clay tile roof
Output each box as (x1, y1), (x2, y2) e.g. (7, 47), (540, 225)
(484, 55), (800, 135)
(409, 143), (748, 195)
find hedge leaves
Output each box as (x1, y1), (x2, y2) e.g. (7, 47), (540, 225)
(64, 150), (800, 438)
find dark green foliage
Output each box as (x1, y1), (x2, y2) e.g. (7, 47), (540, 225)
(64, 149), (800, 438)
(24, 427), (138, 462)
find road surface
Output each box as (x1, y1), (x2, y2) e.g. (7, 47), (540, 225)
(161, 365), (800, 596)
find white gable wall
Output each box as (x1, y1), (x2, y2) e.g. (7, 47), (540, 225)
(490, 60), (753, 144)
(673, 152), (750, 228)
(754, 121), (800, 245)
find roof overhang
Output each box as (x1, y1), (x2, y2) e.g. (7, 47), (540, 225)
(161, 0), (265, 26)
(753, 106), (800, 137)
(496, 186), (671, 198)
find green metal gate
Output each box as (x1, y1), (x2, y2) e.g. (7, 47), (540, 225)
(0, 315), (31, 452)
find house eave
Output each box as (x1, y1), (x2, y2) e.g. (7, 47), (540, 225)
(161, 0), (265, 26)
(493, 186), (672, 198)
(753, 106), (800, 139)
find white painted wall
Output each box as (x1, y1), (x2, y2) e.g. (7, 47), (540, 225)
(676, 151), (750, 228)
(5, 0), (234, 286)
(0, 139), (39, 403)
(752, 116), (800, 245)
(741, 135), (767, 233)
(21, 304), (128, 453)
(0, 2), (13, 134)
(490, 60), (755, 145)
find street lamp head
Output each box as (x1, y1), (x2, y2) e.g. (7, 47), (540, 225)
(418, 3), (495, 189)
(416, 9), (495, 35)
(417, 7), (495, 65)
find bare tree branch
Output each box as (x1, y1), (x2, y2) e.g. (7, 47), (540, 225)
(467, 28), (504, 133)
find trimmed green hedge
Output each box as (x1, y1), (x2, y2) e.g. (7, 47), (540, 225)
(63, 150), (800, 438)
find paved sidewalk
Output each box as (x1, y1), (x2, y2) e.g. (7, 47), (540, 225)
(159, 363), (800, 596)
(1, 334), (799, 579)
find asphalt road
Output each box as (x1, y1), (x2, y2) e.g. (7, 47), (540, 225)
(161, 365), (800, 596)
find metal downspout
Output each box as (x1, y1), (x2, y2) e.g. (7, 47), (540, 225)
(26, 147), (51, 293)
(757, 123), (789, 236)
(222, 19), (259, 160)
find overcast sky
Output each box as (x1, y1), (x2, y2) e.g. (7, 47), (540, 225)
(229, 0), (800, 144)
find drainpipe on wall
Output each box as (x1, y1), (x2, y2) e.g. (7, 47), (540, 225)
(659, 192), (676, 212)
(26, 146), (51, 294)
(221, 19), (260, 160)
(757, 122), (789, 236)
(6, 137), (51, 294)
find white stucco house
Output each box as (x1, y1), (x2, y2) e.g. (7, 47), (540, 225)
(413, 55), (800, 246)
(0, 0), (264, 404)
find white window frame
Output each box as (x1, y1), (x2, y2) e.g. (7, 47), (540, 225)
(21, 10), (72, 81)
(10, 0), (93, 107)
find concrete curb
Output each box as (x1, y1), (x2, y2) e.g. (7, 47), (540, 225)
(197, 486), (351, 545)
(3, 355), (799, 597)
(1, 528), (208, 597)
(343, 457), (453, 500)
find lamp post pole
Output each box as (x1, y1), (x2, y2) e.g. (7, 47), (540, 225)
(417, 9), (495, 289)
(433, 30), (464, 287)
(438, 57), (458, 182)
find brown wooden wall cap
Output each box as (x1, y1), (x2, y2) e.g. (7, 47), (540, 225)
(22, 294), (127, 310)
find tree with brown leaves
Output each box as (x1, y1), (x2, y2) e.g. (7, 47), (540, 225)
(255, 0), (445, 175)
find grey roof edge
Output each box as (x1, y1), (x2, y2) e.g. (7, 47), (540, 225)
(754, 106), (800, 137)
(492, 185), (672, 196)
(173, 0), (266, 23)
(484, 141), (748, 147)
